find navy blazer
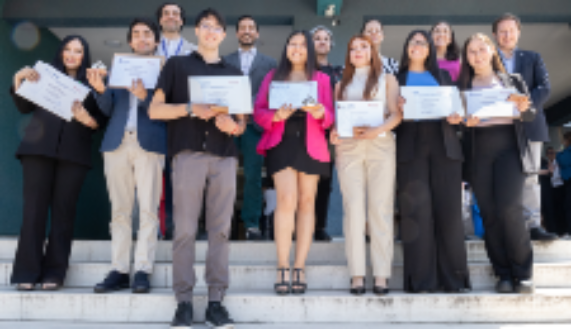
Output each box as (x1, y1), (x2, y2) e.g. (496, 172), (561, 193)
(501, 49), (551, 142)
(95, 88), (167, 154)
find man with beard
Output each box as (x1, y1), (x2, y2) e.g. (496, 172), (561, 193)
(224, 15), (277, 240)
(310, 25), (343, 241)
(155, 2), (196, 59)
(155, 2), (197, 240)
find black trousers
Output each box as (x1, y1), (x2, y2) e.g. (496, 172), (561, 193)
(543, 184), (567, 235)
(471, 125), (533, 281)
(11, 155), (89, 285)
(565, 180), (571, 235)
(315, 162), (333, 230)
(397, 122), (470, 292)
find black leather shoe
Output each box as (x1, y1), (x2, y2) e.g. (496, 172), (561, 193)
(530, 227), (558, 241)
(246, 228), (265, 241)
(132, 271), (151, 294)
(314, 229), (332, 242)
(373, 286), (389, 296)
(350, 278), (366, 295)
(94, 271), (130, 293)
(205, 301), (234, 328)
(495, 279), (514, 293)
(514, 279), (535, 294)
(171, 301), (193, 329)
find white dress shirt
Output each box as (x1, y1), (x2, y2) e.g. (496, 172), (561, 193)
(238, 47), (257, 75)
(125, 93), (138, 132)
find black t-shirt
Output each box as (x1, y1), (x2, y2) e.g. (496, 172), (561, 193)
(156, 51), (242, 158)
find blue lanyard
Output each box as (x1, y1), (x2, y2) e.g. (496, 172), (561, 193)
(161, 38), (183, 58)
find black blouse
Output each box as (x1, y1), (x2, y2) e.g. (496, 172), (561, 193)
(10, 86), (106, 168)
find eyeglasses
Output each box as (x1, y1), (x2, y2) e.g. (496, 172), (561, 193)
(200, 23), (224, 34)
(408, 40), (429, 48)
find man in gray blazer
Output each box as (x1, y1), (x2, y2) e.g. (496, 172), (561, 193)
(155, 2), (196, 59)
(87, 19), (167, 294)
(224, 15), (277, 240)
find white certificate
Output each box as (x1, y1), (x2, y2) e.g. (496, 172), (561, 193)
(464, 88), (519, 118)
(401, 86), (463, 120)
(108, 54), (164, 89)
(269, 81), (318, 109)
(336, 101), (385, 138)
(189, 76), (252, 114)
(16, 61), (90, 121)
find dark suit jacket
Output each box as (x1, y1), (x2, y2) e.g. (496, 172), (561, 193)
(223, 50), (277, 106)
(10, 86), (106, 168)
(461, 73), (538, 182)
(501, 49), (550, 142)
(95, 88), (166, 155)
(395, 69), (463, 163)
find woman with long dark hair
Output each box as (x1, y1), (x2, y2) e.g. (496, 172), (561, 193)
(430, 21), (461, 81)
(330, 35), (402, 295)
(396, 30), (470, 293)
(9, 35), (105, 291)
(254, 30), (334, 295)
(458, 33), (535, 294)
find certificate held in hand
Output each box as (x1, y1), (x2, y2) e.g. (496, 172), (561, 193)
(464, 88), (519, 118)
(189, 76), (252, 114)
(336, 101), (385, 138)
(401, 86), (463, 120)
(269, 81), (318, 109)
(16, 61), (90, 121)
(108, 54), (164, 89)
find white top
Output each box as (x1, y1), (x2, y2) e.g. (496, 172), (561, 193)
(343, 66), (387, 107)
(552, 159), (564, 187)
(238, 47), (257, 75)
(125, 93), (138, 131)
(158, 36), (193, 59)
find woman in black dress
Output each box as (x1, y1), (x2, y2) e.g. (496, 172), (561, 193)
(9, 35), (105, 291)
(396, 30), (471, 293)
(254, 30), (334, 295)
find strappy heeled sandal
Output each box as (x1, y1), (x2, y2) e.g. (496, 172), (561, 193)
(274, 268), (291, 295)
(291, 268), (307, 294)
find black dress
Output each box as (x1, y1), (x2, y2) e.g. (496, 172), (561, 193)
(266, 111), (330, 177)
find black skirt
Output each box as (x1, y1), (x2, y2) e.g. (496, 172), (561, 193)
(266, 112), (330, 177)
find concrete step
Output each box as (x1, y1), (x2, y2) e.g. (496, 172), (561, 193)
(2, 323), (570, 329)
(1, 287), (571, 323)
(1, 238), (570, 264)
(2, 261), (571, 290)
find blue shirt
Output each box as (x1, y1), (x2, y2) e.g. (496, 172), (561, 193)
(406, 71), (439, 86)
(499, 49), (516, 74)
(556, 146), (571, 181)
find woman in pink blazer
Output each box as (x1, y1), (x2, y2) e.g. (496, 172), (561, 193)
(254, 30), (334, 295)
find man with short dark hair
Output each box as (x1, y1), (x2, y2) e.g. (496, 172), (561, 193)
(310, 25), (342, 241)
(224, 15), (277, 241)
(493, 12), (557, 241)
(88, 18), (165, 294)
(156, 2), (197, 58)
(150, 8), (243, 329)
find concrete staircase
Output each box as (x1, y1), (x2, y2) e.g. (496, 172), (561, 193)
(1, 238), (571, 325)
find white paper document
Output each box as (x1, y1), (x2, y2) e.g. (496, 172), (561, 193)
(336, 101), (385, 137)
(189, 76), (253, 114)
(464, 88), (519, 118)
(16, 61), (90, 121)
(401, 86), (463, 120)
(269, 81), (318, 109)
(108, 54), (164, 89)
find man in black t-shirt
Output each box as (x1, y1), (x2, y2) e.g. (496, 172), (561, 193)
(149, 8), (245, 329)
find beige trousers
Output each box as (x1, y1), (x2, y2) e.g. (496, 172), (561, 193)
(104, 132), (165, 274)
(336, 134), (396, 277)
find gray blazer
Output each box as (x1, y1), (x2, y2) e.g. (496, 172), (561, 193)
(95, 88), (167, 155)
(223, 50), (277, 105)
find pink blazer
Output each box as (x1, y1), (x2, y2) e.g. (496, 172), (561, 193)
(254, 70), (334, 162)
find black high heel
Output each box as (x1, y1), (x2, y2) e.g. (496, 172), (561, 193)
(291, 268), (307, 294)
(373, 278), (389, 296)
(274, 268), (291, 295)
(350, 278), (366, 295)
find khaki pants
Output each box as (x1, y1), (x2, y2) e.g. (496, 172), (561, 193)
(336, 134), (395, 277)
(104, 132), (165, 274)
